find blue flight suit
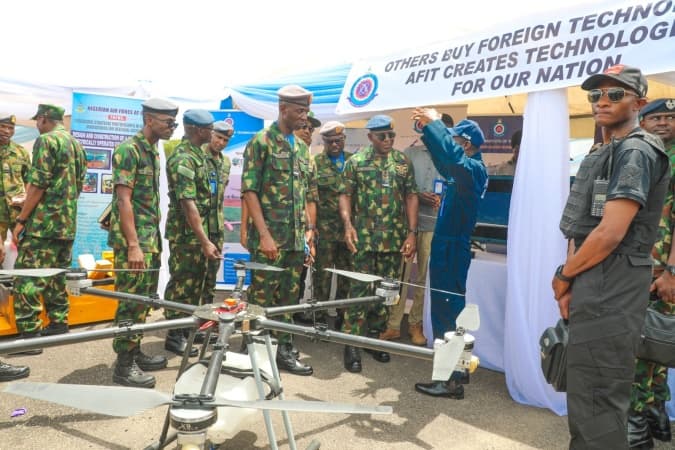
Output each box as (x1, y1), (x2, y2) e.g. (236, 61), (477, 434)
(421, 120), (488, 338)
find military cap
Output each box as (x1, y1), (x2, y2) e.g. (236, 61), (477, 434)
(640, 98), (675, 120)
(308, 111), (321, 128)
(213, 120), (234, 136)
(366, 115), (394, 131)
(141, 98), (179, 116)
(581, 64), (648, 98)
(320, 121), (345, 136)
(183, 109), (215, 127)
(0, 114), (16, 124)
(277, 85), (313, 107)
(448, 119), (485, 148)
(31, 104), (65, 121)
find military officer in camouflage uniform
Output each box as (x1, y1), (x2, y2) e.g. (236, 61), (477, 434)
(11, 104), (86, 352)
(109, 98), (178, 388)
(202, 120), (233, 305)
(0, 113), (30, 265)
(338, 115), (418, 373)
(628, 98), (675, 447)
(163, 110), (222, 356)
(312, 121), (352, 321)
(242, 85), (317, 376)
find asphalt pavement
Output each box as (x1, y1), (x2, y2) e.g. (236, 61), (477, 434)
(0, 311), (671, 450)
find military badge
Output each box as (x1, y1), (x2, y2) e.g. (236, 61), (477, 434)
(395, 164), (408, 176)
(666, 99), (675, 110)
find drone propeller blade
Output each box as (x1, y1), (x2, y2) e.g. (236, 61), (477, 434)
(213, 398), (392, 415)
(4, 382), (172, 417)
(323, 268), (383, 283)
(432, 333), (466, 381)
(222, 258), (285, 272)
(85, 268), (160, 272)
(456, 304), (480, 331)
(0, 268), (68, 277)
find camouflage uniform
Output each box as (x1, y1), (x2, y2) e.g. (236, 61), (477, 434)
(340, 145), (417, 336)
(202, 146), (231, 303)
(631, 141), (675, 412)
(164, 138), (214, 319)
(313, 151), (352, 302)
(14, 124), (87, 333)
(242, 122), (317, 344)
(0, 140), (30, 239)
(108, 131), (161, 353)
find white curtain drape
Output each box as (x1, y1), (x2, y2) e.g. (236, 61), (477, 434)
(504, 89), (569, 415)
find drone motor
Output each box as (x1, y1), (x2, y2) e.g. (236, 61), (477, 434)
(375, 279), (400, 306)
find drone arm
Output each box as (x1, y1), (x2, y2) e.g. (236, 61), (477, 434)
(200, 319), (236, 396)
(82, 287), (197, 315)
(264, 296), (382, 316)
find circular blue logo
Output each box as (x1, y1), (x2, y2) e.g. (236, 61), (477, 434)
(348, 74), (378, 107)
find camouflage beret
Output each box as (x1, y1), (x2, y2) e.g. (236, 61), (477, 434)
(0, 114), (17, 125)
(213, 120), (234, 136)
(278, 85), (312, 107)
(31, 104), (65, 121)
(307, 111), (321, 128)
(142, 98), (179, 116)
(640, 98), (675, 119)
(320, 121), (346, 136)
(366, 114), (394, 131)
(183, 109), (215, 127)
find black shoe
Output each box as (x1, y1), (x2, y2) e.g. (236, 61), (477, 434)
(451, 370), (470, 385)
(133, 348), (168, 372)
(644, 402), (671, 442)
(41, 322), (69, 336)
(628, 410), (655, 449)
(165, 330), (198, 357)
(112, 351), (156, 389)
(9, 331), (43, 356)
(363, 347), (390, 363)
(276, 343), (313, 376)
(414, 380), (465, 399)
(343, 346), (362, 373)
(0, 360), (30, 381)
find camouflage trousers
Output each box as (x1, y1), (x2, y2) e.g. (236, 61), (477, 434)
(342, 251), (401, 336)
(630, 295), (674, 412)
(247, 249), (304, 345)
(202, 238), (225, 304)
(112, 250), (160, 353)
(164, 243), (210, 320)
(314, 239), (352, 302)
(13, 236), (73, 333)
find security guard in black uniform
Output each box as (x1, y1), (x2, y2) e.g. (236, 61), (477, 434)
(552, 65), (670, 449)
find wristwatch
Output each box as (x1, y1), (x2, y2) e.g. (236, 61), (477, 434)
(665, 265), (675, 276)
(554, 265), (574, 283)
(15, 217), (28, 225)
(408, 228), (418, 235)
(306, 224), (316, 231)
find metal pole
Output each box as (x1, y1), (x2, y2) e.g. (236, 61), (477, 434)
(264, 296), (381, 316)
(200, 319), (236, 396)
(82, 287), (197, 315)
(264, 333), (297, 450)
(247, 334), (278, 450)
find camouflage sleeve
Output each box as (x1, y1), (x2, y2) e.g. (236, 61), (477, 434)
(306, 156), (319, 203)
(173, 154), (197, 200)
(26, 135), (54, 188)
(403, 154), (419, 195)
(223, 155), (231, 186)
(112, 142), (139, 188)
(241, 135), (264, 193)
(75, 139), (87, 194)
(341, 157), (356, 196)
(19, 144), (30, 180)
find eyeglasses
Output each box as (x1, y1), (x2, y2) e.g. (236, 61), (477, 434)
(373, 132), (396, 141)
(644, 114), (674, 123)
(587, 87), (638, 103)
(323, 136), (345, 145)
(151, 115), (178, 128)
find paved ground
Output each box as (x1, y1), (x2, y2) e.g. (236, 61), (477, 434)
(0, 311), (672, 450)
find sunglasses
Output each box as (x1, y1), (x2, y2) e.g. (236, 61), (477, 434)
(151, 115), (178, 128)
(373, 131), (396, 141)
(587, 87), (638, 103)
(324, 136), (345, 145)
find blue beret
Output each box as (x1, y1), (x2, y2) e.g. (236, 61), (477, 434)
(448, 119), (485, 148)
(142, 98), (178, 116)
(366, 115), (394, 131)
(183, 109), (214, 127)
(213, 120), (234, 135)
(640, 98), (675, 119)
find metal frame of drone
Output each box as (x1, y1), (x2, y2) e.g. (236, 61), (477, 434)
(0, 263), (478, 450)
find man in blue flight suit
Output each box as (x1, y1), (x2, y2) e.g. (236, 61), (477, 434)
(410, 109), (488, 399)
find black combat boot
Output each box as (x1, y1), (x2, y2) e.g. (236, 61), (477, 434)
(363, 331), (390, 363)
(41, 321), (69, 336)
(414, 378), (465, 399)
(165, 329), (198, 357)
(276, 343), (313, 376)
(112, 350), (156, 388)
(644, 401), (671, 442)
(343, 345), (362, 373)
(133, 347), (167, 372)
(9, 331), (43, 356)
(0, 360), (30, 381)
(628, 409), (655, 449)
